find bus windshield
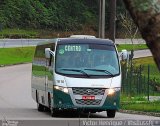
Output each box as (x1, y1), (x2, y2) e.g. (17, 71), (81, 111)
(55, 43), (120, 77)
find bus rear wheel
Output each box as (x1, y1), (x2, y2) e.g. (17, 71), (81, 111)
(106, 110), (116, 118)
(37, 103), (44, 112)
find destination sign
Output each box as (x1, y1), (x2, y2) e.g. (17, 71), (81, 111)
(65, 45), (81, 52)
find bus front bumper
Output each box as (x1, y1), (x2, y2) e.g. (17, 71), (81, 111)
(53, 89), (120, 111)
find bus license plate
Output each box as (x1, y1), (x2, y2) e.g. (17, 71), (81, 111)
(82, 96), (95, 100)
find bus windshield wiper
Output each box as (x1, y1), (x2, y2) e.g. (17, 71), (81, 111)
(60, 68), (90, 77)
(84, 68), (114, 77)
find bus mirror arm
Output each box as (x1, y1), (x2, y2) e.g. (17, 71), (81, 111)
(45, 48), (55, 58)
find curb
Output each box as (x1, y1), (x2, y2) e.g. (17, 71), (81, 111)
(0, 62), (31, 67)
(119, 109), (160, 117)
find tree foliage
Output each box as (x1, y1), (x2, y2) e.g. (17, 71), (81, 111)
(0, 0), (126, 32)
(0, 0), (98, 30)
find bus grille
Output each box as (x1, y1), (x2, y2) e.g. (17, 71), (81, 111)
(72, 88), (105, 95)
(75, 99), (101, 105)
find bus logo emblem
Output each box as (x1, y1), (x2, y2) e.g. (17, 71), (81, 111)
(86, 89), (92, 93)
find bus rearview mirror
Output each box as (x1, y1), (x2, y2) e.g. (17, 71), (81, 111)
(121, 49), (128, 60)
(45, 48), (51, 59)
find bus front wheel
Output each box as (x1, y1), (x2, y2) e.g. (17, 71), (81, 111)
(106, 110), (116, 118)
(51, 108), (59, 117)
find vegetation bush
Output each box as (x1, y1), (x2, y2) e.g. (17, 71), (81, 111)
(0, 0), (98, 30)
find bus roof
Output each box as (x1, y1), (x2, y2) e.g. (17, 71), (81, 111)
(37, 38), (114, 46)
(57, 38), (114, 46)
(70, 35), (96, 39)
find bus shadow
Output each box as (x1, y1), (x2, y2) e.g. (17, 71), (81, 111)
(43, 109), (107, 118)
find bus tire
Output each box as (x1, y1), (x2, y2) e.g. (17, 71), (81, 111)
(37, 103), (44, 112)
(36, 90), (38, 103)
(48, 93), (51, 109)
(51, 108), (59, 117)
(45, 93), (51, 112)
(106, 110), (116, 118)
(36, 91), (44, 112)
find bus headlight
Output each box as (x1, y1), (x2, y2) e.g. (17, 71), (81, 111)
(107, 88), (120, 95)
(63, 88), (69, 93)
(54, 86), (69, 93)
(107, 88), (115, 95)
(55, 86), (60, 90)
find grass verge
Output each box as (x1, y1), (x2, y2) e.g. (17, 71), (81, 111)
(121, 101), (160, 113)
(121, 95), (160, 113)
(117, 44), (148, 51)
(0, 47), (35, 65)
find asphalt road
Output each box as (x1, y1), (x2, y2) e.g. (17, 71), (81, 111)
(133, 49), (152, 58)
(0, 39), (49, 47)
(0, 39), (145, 48)
(0, 64), (159, 126)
